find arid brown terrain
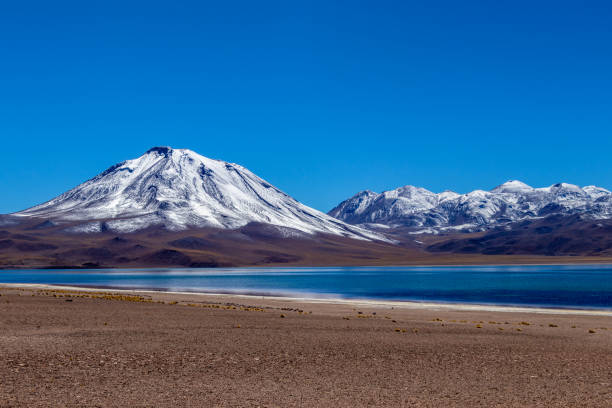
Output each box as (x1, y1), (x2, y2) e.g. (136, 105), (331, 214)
(426, 215), (612, 256)
(1, 285), (611, 407)
(1, 215), (612, 269)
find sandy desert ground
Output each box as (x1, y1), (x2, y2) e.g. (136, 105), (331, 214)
(0, 285), (611, 407)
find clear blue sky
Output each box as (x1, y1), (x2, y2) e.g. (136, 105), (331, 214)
(1, 1), (611, 214)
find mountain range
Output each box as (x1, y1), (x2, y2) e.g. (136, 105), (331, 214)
(329, 180), (612, 233)
(1, 147), (611, 268)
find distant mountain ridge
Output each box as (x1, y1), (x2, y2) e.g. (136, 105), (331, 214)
(13, 147), (383, 241)
(329, 180), (612, 233)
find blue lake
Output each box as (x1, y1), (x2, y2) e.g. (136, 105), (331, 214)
(1, 265), (612, 310)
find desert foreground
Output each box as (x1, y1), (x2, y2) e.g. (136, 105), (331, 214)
(0, 285), (611, 407)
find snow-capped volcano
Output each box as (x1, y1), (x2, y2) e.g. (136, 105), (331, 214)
(14, 147), (382, 240)
(330, 180), (612, 233)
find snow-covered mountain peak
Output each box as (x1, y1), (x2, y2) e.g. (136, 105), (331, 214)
(145, 146), (173, 156)
(355, 190), (378, 197)
(438, 190), (460, 202)
(14, 147), (385, 241)
(548, 182), (583, 193)
(465, 189), (490, 198)
(396, 185), (431, 194)
(583, 185), (611, 199)
(491, 180), (533, 194)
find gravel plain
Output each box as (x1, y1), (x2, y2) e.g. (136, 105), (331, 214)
(0, 285), (611, 407)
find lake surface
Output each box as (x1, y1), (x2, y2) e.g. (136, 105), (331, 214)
(1, 265), (612, 310)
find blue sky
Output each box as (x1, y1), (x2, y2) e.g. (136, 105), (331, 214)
(1, 1), (611, 213)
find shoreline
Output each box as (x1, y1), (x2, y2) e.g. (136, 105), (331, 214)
(3, 282), (611, 316)
(2, 260), (612, 270)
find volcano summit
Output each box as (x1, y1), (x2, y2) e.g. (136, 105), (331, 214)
(14, 147), (380, 241)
